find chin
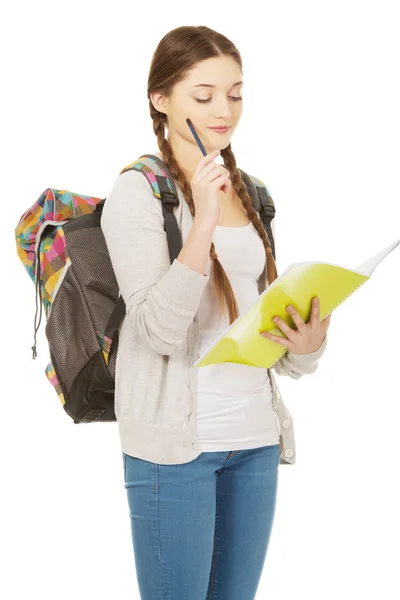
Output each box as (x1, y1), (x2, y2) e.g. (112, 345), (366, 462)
(203, 131), (233, 153)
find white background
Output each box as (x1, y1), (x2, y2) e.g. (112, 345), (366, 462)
(2, 1), (400, 598)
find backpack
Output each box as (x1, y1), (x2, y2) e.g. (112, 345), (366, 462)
(15, 154), (276, 424)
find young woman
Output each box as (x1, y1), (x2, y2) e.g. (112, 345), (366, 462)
(101, 25), (331, 600)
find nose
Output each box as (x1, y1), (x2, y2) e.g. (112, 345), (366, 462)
(213, 99), (234, 120)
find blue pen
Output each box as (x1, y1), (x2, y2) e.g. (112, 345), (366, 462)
(186, 118), (207, 156)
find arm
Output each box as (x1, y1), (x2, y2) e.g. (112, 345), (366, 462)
(101, 170), (211, 356)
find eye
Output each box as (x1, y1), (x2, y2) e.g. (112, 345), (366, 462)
(195, 96), (243, 104)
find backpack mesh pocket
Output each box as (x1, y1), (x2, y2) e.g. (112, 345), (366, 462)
(63, 223), (120, 380)
(45, 261), (100, 393)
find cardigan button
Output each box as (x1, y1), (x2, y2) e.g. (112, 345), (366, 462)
(284, 448), (294, 458)
(282, 419), (291, 429)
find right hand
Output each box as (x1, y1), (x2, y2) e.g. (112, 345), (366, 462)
(190, 149), (232, 229)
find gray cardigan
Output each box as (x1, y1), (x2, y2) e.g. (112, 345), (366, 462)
(101, 160), (328, 465)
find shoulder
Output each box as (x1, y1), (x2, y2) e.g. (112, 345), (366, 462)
(101, 168), (162, 229)
(110, 168), (155, 196)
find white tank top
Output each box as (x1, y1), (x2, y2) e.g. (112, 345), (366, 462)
(195, 220), (280, 452)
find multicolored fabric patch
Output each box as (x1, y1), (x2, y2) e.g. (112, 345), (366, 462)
(45, 362), (65, 405)
(15, 187), (103, 286)
(97, 332), (112, 366)
(120, 156), (176, 199)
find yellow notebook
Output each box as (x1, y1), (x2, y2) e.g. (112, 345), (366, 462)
(194, 238), (400, 370)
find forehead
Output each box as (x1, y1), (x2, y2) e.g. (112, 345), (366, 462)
(183, 57), (243, 89)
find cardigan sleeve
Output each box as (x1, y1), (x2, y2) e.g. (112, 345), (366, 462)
(101, 170), (209, 356)
(271, 334), (328, 379)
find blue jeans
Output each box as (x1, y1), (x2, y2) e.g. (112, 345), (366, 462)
(122, 443), (280, 599)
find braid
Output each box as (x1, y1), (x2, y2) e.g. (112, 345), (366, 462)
(149, 99), (278, 325)
(220, 145), (279, 285)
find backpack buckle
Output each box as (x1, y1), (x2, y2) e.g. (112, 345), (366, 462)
(160, 190), (179, 207)
(257, 186), (276, 221)
(155, 174), (179, 209)
(260, 202), (275, 220)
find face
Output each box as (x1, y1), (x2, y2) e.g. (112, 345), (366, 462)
(151, 55), (243, 154)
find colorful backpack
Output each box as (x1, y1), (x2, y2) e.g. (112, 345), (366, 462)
(15, 154), (276, 424)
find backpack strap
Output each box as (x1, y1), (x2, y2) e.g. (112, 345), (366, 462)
(120, 154), (183, 263)
(104, 155), (276, 346)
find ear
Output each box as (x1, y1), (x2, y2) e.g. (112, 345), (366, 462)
(150, 91), (168, 117)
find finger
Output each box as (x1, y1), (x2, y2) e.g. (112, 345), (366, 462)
(197, 160), (227, 184)
(286, 304), (307, 333)
(203, 149), (220, 165)
(271, 315), (298, 342)
(321, 313), (332, 330)
(261, 331), (290, 349)
(309, 296), (320, 331)
(193, 149), (220, 180)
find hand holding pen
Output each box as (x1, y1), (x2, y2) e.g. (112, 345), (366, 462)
(186, 118), (231, 229)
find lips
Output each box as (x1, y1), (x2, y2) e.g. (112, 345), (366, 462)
(208, 126), (231, 132)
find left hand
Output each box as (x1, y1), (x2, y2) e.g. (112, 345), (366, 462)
(260, 296), (332, 355)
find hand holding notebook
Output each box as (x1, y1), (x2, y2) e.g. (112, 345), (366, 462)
(194, 237), (400, 370)
(260, 296), (331, 355)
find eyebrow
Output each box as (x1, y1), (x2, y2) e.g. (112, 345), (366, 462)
(192, 81), (243, 88)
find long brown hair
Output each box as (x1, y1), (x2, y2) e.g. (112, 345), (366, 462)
(147, 25), (278, 325)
